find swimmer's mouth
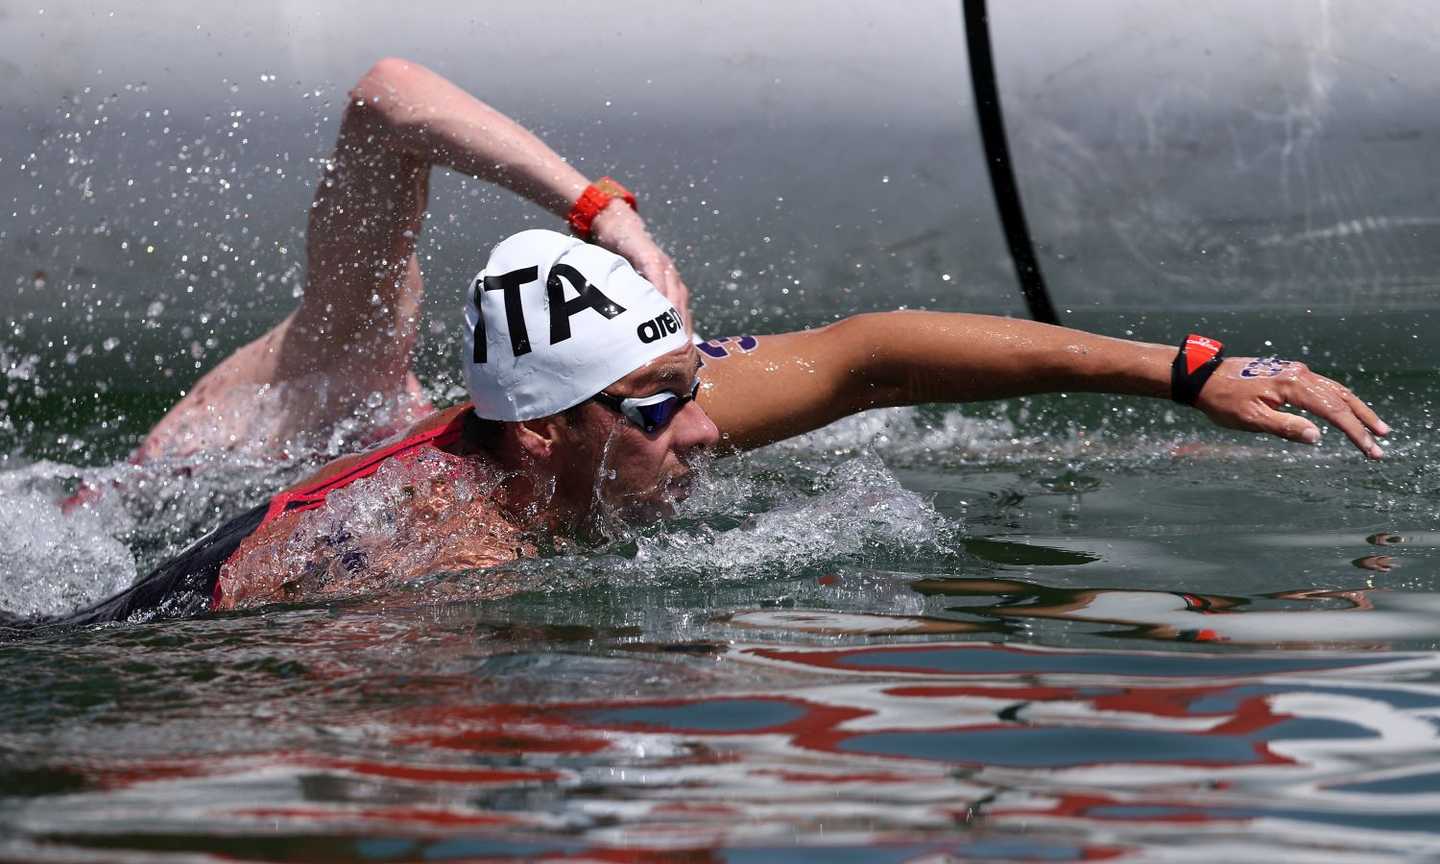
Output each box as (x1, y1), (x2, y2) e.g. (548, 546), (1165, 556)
(667, 454), (713, 500)
(667, 471), (695, 497)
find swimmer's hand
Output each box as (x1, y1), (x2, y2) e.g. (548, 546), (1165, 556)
(1195, 357), (1390, 459)
(590, 203), (692, 332)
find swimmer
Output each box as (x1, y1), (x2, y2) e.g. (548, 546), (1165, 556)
(35, 59), (1392, 626)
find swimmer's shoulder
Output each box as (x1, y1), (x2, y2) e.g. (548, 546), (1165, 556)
(215, 403), (483, 610)
(274, 402), (475, 498)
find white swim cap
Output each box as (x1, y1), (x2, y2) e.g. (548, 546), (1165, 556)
(463, 229), (689, 421)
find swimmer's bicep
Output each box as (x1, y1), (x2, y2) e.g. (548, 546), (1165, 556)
(696, 327), (869, 451)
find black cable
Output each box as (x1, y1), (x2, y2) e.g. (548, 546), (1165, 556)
(962, 0), (1061, 325)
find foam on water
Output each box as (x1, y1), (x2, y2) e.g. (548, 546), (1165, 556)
(493, 451), (958, 591)
(0, 460), (135, 618)
(769, 406), (1024, 463)
(766, 404), (1175, 468)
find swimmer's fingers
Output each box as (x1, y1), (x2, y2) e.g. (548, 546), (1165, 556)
(1271, 372), (1386, 459)
(1243, 401), (1324, 448)
(655, 260), (692, 333)
(630, 251), (691, 332)
(1333, 382), (1390, 437)
(1197, 360), (1384, 459)
(590, 205), (692, 330)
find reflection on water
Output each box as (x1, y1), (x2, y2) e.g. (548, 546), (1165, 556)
(6, 614), (1440, 861)
(916, 576), (1440, 645)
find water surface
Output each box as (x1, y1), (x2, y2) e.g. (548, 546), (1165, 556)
(3, 306), (1438, 860)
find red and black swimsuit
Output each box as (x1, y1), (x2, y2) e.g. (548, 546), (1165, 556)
(55, 406), (472, 627)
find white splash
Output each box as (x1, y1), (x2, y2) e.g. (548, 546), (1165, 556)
(768, 406), (1023, 463)
(0, 460), (136, 618)
(568, 451), (956, 585)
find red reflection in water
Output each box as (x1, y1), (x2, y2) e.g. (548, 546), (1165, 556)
(30, 637), (1440, 858)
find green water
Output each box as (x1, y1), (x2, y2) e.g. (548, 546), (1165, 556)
(2, 306), (1439, 861)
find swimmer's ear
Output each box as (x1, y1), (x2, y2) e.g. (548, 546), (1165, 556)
(513, 417), (565, 460)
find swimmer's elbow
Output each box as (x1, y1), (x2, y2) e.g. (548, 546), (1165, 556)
(357, 57), (421, 94)
(348, 58), (431, 125)
(824, 313), (911, 410)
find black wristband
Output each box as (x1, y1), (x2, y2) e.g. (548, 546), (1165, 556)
(1171, 334), (1225, 405)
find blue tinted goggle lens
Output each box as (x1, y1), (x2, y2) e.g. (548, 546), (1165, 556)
(595, 378), (701, 433)
(630, 398), (681, 432)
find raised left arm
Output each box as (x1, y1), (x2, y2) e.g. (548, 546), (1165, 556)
(696, 311), (1389, 457)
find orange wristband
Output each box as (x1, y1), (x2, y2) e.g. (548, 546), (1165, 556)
(566, 176), (637, 240)
(1171, 333), (1225, 405)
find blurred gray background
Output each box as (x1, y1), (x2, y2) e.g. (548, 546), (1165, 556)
(3, 0), (1438, 374)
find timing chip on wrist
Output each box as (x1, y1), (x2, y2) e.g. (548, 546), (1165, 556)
(567, 176), (637, 241)
(1171, 333), (1225, 405)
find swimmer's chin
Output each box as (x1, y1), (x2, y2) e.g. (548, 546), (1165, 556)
(619, 493), (684, 523)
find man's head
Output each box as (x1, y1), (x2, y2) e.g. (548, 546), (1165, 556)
(463, 230), (718, 520)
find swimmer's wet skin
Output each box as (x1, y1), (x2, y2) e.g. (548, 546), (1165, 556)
(19, 59), (1389, 629)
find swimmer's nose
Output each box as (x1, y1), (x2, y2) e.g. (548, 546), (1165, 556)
(673, 400), (720, 454)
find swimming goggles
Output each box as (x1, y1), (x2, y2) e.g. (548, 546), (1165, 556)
(591, 377), (701, 434)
